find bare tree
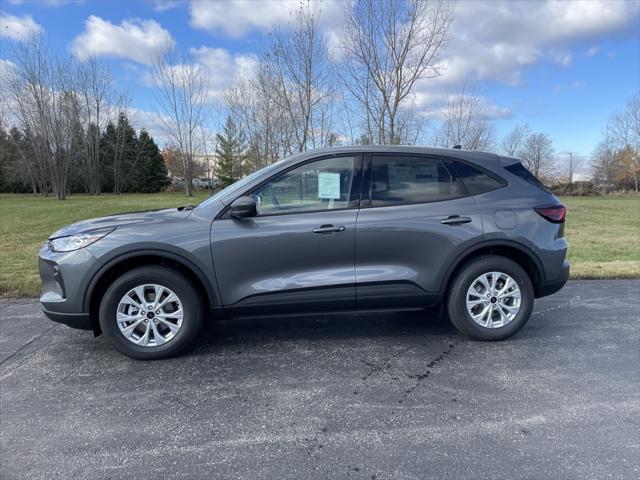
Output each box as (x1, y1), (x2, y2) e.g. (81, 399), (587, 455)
(606, 95), (639, 191)
(438, 92), (495, 150)
(591, 138), (621, 190)
(519, 132), (555, 179)
(501, 124), (530, 157)
(339, 0), (453, 144)
(152, 45), (210, 196)
(75, 58), (128, 195)
(5, 39), (79, 199)
(266, 2), (335, 152)
(224, 68), (294, 169)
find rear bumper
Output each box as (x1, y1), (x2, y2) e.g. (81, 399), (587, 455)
(42, 308), (92, 330)
(537, 259), (570, 298)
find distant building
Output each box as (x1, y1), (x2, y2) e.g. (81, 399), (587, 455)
(572, 172), (593, 183)
(161, 149), (218, 179)
(192, 154), (217, 178)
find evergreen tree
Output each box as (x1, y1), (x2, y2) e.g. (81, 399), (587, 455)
(215, 116), (246, 188)
(133, 130), (171, 193)
(99, 113), (138, 193)
(99, 121), (117, 193)
(114, 113), (139, 194)
(68, 118), (86, 194)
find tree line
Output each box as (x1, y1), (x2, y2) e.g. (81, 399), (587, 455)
(1, 41), (169, 198)
(1, 0), (638, 197)
(0, 112), (169, 196)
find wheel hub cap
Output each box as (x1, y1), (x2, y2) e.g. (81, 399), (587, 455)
(466, 272), (521, 329)
(116, 284), (184, 347)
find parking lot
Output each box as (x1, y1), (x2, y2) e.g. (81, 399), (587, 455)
(1, 280), (639, 479)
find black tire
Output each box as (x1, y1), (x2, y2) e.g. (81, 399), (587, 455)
(99, 266), (203, 360)
(446, 255), (534, 341)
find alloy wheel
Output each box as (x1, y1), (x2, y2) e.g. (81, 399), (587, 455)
(465, 271), (521, 328)
(116, 284), (184, 347)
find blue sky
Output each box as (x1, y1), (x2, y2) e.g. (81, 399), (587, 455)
(1, 0), (639, 160)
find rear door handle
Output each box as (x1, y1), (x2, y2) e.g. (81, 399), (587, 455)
(440, 215), (472, 226)
(312, 224), (346, 234)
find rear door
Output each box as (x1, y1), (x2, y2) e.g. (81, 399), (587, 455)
(211, 154), (363, 314)
(355, 153), (484, 307)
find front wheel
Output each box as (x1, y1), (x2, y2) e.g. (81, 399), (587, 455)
(99, 266), (203, 360)
(446, 256), (534, 341)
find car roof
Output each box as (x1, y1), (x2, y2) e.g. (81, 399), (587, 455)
(278, 145), (504, 168)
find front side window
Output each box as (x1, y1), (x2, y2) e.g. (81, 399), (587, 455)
(370, 155), (463, 207)
(250, 156), (355, 216)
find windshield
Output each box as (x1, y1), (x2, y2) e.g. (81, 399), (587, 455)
(195, 161), (284, 209)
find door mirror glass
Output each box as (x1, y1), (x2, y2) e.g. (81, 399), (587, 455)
(230, 196), (257, 218)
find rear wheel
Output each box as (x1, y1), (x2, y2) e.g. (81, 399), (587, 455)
(446, 255), (534, 341)
(99, 266), (203, 360)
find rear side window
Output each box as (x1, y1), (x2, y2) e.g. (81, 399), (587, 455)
(370, 155), (464, 207)
(504, 162), (550, 193)
(446, 160), (506, 195)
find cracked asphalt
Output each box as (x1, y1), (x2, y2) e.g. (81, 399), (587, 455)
(1, 280), (639, 479)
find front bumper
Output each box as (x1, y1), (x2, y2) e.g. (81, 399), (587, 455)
(42, 308), (92, 330)
(38, 244), (100, 331)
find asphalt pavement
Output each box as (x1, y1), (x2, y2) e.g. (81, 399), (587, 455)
(1, 280), (639, 479)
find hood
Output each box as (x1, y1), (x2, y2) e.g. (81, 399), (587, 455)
(49, 208), (193, 239)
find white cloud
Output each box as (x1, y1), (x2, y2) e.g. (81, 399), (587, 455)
(189, 0), (343, 38)
(143, 46), (257, 104)
(434, 0), (636, 87)
(153, 0), (184, 12)
(572, 80), (587, 89)
(0, 58), (17, 91)
(126, 107), (171, 144)
(190, 46), (257, 101)
(586, 46), (599, 57)
(413, 91), (512, 122)
(0, 12), (43, 41)
(70, 15), (174, 65)
(402, 0), (636, 121)
(190, 0), (294, 37)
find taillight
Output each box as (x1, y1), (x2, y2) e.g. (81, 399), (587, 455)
(535, 204), (566, 223)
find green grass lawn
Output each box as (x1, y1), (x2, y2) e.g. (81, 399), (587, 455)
(1, 193), (638, 297)
(562, 196), (640, 279)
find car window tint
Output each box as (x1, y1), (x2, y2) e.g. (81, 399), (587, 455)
(447, 160), (506, 195)
(370, 155), (462, 206)
(251, 156), (355, 215)
(504, 162), (550, 193)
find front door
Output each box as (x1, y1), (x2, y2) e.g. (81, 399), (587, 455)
(211, 155), (363, 315)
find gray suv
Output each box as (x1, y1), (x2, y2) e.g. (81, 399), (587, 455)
(39, 146), (569, 359)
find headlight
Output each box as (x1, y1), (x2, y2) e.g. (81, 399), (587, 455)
(49, 228), (115, 253)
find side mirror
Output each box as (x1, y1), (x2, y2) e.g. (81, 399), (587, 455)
(230, 196), (257, 219)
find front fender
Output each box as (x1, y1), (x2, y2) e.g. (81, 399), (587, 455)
(82, 243), (220, 313)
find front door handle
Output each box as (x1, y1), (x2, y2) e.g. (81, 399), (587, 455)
(440, 215), (472, 226)
(312, 224), (346, 234)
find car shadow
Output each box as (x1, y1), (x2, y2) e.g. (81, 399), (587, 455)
(189, 307), (459, 356)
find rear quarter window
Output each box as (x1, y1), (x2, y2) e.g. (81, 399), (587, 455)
(504, 162), (550, 193)
(446, 160), (506, 195)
